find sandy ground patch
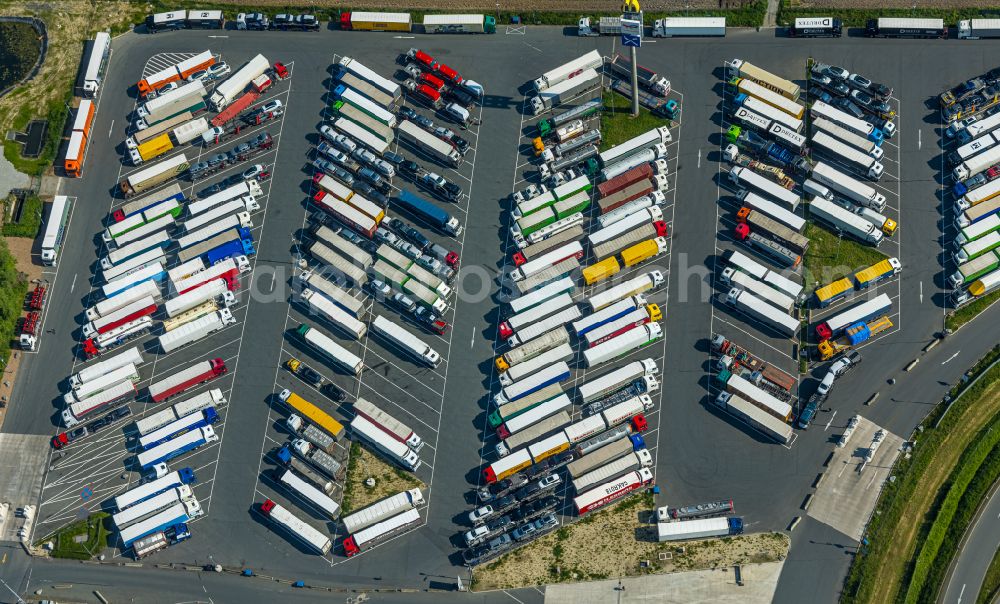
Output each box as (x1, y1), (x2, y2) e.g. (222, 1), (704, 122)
(0, 2), (141, 140)
(341, 442), (425, 514)
(473, 493), (788, 591)
(0, 236), (42, 431)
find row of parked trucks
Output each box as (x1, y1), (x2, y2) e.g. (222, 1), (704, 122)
(463, 64), (684, 561)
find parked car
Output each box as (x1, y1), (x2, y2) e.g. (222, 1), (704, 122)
(849, 90), (893, 117)
(382, 151), (406, 167)
(249, 132), (273, 149)
(186, 70), (210, 83)
(392, 293), (418, 314)
(846, 73), (872, 92)
(468, 505), (495, 524)
(399, 160), (421, 179)
(812, 74), (849, 98)
(317, 141), (352, 166)
(414, 307), (448, 335)
(353, 181), (388, 206)
(367, 279), (392, 300)
(357, 166), (384, 188)
(207, 62), (231, 79)
(321, 382), (346, 402)
(823, 65), (850, 81)
(831, 97), (865, 120)
(401, 106), (435, 131)
(373, 228), (398, 246)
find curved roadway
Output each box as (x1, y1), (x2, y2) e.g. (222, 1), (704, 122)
(941, 481), (1000, 604)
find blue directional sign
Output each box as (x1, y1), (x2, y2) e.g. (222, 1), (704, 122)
(622, 34), (641, 47)
(621, 13), (642, 47)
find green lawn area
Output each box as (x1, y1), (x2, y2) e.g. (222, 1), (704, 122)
(40, 512), (111, 560)
(599, 91), (670, 152)
(801, 222), (887, 291)
(2, 193), (43, 238)
(947, 290), (1000, 332)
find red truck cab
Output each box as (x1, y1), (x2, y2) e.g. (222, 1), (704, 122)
(437, 64), (462, 85)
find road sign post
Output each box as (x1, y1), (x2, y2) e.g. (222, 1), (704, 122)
(620, 13), (643, 116)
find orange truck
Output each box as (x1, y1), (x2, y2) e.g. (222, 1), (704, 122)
(136, 50), (215, 97)
(64, 99), (95, 178)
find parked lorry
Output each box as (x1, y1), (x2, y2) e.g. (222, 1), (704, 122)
(71, 347), (143, 389)
(573, 468), (654, 515)
(573, 449), (653, 492)
(810, 161), (887, 212)
(393, 190), (463, 236)
(296, 323), (364, 376)
(423, 13), (495, 33)
(62, 380), (135, 427)
(397, 120), (461, 167)
(810, 198), (884, 246)
(259, 499), (331, 555)
(607, 53), (670, 96)
(532, 50), (602, 92)
(737, 208), (808, 254)
(136, 426), (218, 470)
(119, 499), (203, 548)
(812, 132), (884, 180)
(529, 69), (601, 116)
(148, 358), (227, 403)
(583, 324), (662, 368)
(657, 516), (744, 541)
(495, 327), (569, 372)
(131, 523), (191, 558)
(274, 445), (333, 493)
(353, 397), (423, 451)
(300, 289), (366, 340)
(210, 54), (269, 111)
(281, 390), (345, 442)
(653, 16), (727, 37)
(343, 508), (422, 557)
(290, 438), (343, 479)
(724, 287), (799, 338)
(119, 154), (190, 197)
(610, 80), (679, 119)
(351, 415), (421, 471)
(600, 145), (668, 182)
(342, 488), (424, 534)
(536, 99), (602, 138)
(273, 466), (340, 520)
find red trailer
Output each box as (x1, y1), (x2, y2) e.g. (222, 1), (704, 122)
(148, 358), (227, 403)
(28, 284), (47, 310)
(598, 163), (653, 199)
(211, 90), (261, 127)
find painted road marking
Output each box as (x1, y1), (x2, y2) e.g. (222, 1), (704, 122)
(942, 351), (960, 365)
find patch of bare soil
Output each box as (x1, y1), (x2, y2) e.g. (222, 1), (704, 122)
(341, 442), (425, 514)
(473, 494), (788, 591)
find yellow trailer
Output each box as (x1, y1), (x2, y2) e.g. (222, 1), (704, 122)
(583, 257), (621, 285)
(621, 237), (668, 267)
(137, 133), (174, 162)
(280, 390), (345, 440)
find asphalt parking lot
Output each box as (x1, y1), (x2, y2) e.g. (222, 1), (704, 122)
(4, 23), (1000, 602)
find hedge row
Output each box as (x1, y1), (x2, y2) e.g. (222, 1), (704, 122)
(917, 443), (1000, 603)
(902, 414), (1000, 603)
(148, 0), (769, 28)
(840, 346), (1000, 602)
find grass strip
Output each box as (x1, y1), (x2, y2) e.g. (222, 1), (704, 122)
(2, 193), (43, 238)
(902, 414), (1000, 603)
(776, 2), (1000, 28)
(841, 348), (1000, 603)
(918, 448), (1000, 603)
(801, 221), (887, 290)
(148, 1), (768, 28)
(0, 238), (30, 367)
(599, 91), (669, 151)
(946, 289), (1000, 332)
(39, 512), (111, 560)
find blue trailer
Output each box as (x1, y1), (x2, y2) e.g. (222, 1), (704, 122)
(205, 236), (256, 265)
(136, 426), (219, 470)
(572, 297), (644, 336)
(138, 408), (220, 450)
(120, 501), (202, 548)
(393, 190), (464, 237)
(113, 468), (196, 510)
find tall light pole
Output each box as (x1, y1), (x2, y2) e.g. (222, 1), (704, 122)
(620, 2), (643, 118)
